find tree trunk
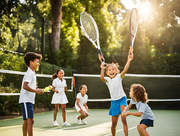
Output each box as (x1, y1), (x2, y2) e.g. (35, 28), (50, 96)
(51, 0), (62, 51)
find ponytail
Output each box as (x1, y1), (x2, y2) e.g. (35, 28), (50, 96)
(52, 69), (64, 80)
(52, 73), (58, 80)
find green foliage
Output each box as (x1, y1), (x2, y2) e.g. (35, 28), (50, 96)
(0, 51), (26, 71)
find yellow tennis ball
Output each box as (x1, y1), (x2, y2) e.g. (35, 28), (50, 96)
(49, 86), (53, 90)
(44, 86), (52, 92)
(44, 87), (49, 92)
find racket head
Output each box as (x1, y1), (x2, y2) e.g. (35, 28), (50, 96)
(129, 8), (138, 47)
(79, 11), (99, 49)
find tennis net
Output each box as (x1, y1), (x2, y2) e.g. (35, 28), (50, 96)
(73, 73), (180, 110)
(0, 69), (75, 115)
(0, 69), (73, 95)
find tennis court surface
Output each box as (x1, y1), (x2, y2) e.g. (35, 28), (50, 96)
(0, 108), (180, 136)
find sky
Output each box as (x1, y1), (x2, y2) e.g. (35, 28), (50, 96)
(121, 0), (140, 10)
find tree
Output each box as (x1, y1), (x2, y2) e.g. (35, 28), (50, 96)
(51, 0), (62, 51)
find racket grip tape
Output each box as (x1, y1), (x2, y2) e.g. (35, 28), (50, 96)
(97, 49), (105, 64)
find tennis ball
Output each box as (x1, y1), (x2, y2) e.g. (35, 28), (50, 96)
(44, 86), (53, 92)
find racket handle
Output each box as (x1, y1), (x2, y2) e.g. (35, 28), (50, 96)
(97, 49), (105, 64)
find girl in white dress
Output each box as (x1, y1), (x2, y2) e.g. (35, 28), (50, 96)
(51, 69), (71, 126)
(75, 85), (89, 124)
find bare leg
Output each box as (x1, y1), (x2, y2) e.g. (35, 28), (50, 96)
(78, 110), (89, 120)
(22, 120), (27, 136)
(54, 104), (59, 121)
(137, 124), (149, 136)
(61, 104), (66, 122)
(121, 105), (128, 136)
(27, 118), (34, 136)
(111, 115), (119, 136)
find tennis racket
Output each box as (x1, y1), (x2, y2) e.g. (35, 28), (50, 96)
(79, 11), (105, 63)
(129, 8), (138, 48)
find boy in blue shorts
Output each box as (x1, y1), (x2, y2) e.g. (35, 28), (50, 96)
(122, 84), (154, 136)
(19, 52), (44, 136)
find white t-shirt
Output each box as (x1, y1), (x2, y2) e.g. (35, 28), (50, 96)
(131, 98), (154, 120)
(19, 67), (36, 104)
(51, 78), (68, 104)
(75, 93), (88, 111)
(104, 73), (126, 100)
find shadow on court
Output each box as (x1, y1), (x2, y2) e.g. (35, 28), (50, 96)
(0, 108), (180, 136)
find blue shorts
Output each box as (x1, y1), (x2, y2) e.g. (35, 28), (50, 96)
(140, 119), (154, 127)
(109, 96), (127, 116)
(20, 102), (34, 120)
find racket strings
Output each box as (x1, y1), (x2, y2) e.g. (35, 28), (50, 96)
(80, 13), (98, 41)
(130, 9), (138, 36)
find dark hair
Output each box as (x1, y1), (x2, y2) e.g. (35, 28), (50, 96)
(79, 85), (87, 90)
(52, 69), (64, 80)
(24, 52), (42, 67)
(131, 84), (148, 103)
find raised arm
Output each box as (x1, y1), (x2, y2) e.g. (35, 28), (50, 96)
(98, 53), (105, 63)
(100, 62), (107, 82)
(120, 47), (133, 79)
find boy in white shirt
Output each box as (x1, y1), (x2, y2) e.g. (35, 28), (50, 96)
(75, 85), (89, 124)
(19, 52), (44, 136)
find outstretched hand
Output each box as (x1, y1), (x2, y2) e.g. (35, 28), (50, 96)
(98, 53), (105, 63)
(37, 89), (44, 94)
(129, 46), (133, 54)
(100, 62), (105, 69)
(128, 47), (134, 61)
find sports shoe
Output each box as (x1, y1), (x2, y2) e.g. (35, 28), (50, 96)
(77, 116), (81, 124)
(81, 119), (88, 125)
(53, 120), (59, 126)
(62, 121), (71, 126)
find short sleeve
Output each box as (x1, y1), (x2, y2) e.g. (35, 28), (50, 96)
(130, 97), (136, 104)
(138, 102), (146, 113)
(76, 93), (81, 99)
(24, 72), (33, 84)
(64, 79), (67, 87)
(104, 76), (109, 84)
(52, 79), (56, 86)
(86, 95), (88, 103)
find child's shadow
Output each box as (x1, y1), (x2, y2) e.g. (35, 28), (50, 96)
(38, 123), (90, 130)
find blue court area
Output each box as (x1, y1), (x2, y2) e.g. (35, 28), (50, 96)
(0, 108), (180, 136)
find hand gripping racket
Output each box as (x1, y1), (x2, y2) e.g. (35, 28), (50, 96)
(79, 11), (105, 63)
(129, 8), (138, 48)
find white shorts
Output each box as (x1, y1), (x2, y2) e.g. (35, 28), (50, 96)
(75, 104), (87, 113)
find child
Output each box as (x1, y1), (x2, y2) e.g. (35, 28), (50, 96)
(122, 84), (154, 136)
(75, 85), (89, 124)
(19, 52), (44, 136)
(51, 69), (71, 126)
(99, 47), (133, 136)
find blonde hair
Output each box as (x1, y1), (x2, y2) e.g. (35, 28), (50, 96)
(104, 62), (120, 76)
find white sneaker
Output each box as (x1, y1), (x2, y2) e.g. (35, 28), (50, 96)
(53, 120), (59, 126)
(81, 119), (87, 125)
(62, 121), (71, 126)
(77, 116), (81, 124)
